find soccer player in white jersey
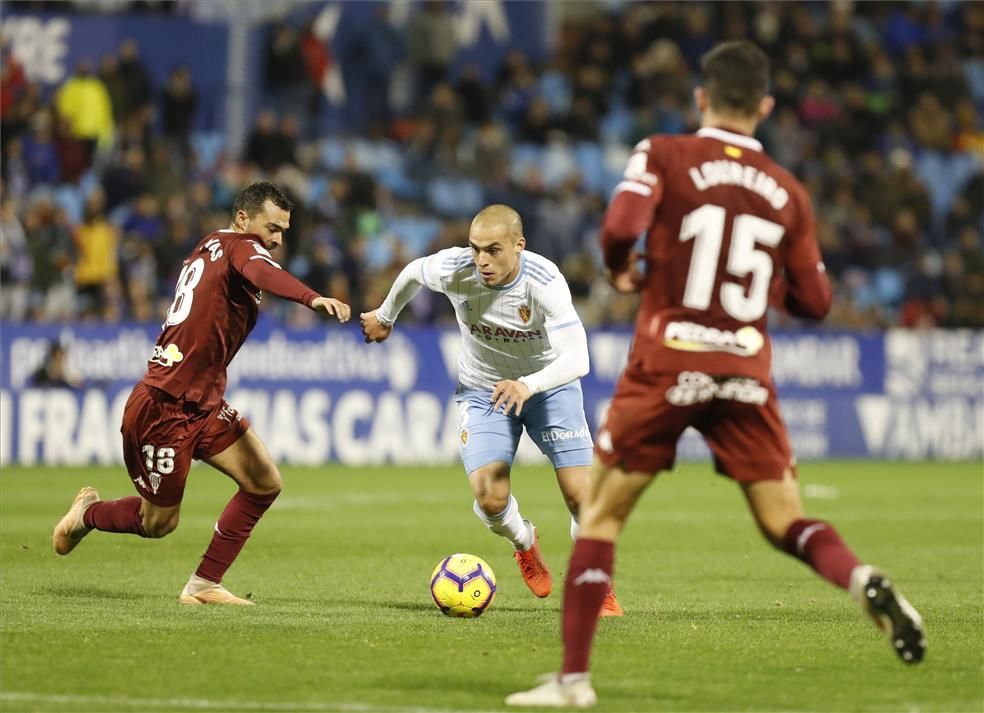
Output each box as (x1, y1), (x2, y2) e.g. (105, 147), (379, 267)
(361, 204), (621, 616)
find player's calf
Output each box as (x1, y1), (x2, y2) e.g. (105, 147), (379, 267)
(850, 565), (926, 664)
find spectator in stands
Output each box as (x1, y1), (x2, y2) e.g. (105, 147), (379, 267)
(1, 46), (28, 153)
(454, 64), (492, 126)
(74, 190), (119, 319)
(0, 197), (31, 320)
(342, 4), (405, 134)
(24, 197), (76, 321)
(245, 111), (294, 173)
(161, 65), (198, 155)
(55, 60), (115, 164)
(102, 146), (147, 211)
(21, 111), (61, 187)
(408, 0), (457, 106)
(117, 38), (153, 121)
(99, 54), (127, 123)
(30, 341), (80, 389)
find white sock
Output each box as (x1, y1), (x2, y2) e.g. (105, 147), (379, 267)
(560, 672), (591, 686)
(848, 563), (875, 605)
(570, 514), (580, 542)
(473, 495), (535, 551)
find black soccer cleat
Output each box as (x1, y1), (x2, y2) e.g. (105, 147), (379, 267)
(860, 572), (927, 664)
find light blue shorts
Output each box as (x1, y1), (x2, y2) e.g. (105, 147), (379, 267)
(455, 381), (594, 474)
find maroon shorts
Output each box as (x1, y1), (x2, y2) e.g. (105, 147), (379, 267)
(120, 382), (250, 507)
(596, 367), (793, 482)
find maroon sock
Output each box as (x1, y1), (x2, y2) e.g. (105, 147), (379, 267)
(82, 497), (148, 537)
(561, 538), (615, 675)
(781, 518), (861, 590)
(195, 489), (279, 583)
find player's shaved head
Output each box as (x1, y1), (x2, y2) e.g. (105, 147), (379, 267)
(701, 41), (770, 117)
(471, 204), (524, 244)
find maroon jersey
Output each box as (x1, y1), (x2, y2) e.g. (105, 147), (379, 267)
(143, 230), (319, 410)
(602, 126), (831, 383)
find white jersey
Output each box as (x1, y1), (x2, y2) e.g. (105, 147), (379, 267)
(380, 247), (584, 392)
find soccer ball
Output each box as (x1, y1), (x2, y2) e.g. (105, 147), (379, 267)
(430, 553), (496, 618)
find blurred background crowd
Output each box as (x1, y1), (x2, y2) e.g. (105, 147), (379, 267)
(1, 0), (982, 329)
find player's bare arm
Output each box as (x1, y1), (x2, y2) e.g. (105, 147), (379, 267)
(491, 379), (533, 416)
(360, 309), (393, 343)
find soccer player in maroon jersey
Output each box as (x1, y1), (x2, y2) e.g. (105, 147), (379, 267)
(507, 41), (925, 708)
(52, 181), (351, 605)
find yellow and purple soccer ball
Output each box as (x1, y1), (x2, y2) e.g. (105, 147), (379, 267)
(430, 553), (496, 618)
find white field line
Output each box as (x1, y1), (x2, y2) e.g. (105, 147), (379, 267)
(0, 691), (496, 713)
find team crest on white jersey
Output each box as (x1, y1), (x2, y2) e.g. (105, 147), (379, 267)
(518, 304), (531, 324)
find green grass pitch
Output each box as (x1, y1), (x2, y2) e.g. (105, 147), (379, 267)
(1, 461), (981, 712)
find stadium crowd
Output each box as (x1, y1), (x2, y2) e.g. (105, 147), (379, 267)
(1, 0), (982, 328)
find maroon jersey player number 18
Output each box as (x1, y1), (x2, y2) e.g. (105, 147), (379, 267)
(52, 181), (351, 606)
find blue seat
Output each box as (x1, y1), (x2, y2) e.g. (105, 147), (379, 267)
(428, 177), (482, 218)
(191, 132), (225, 173)
(319, 137), (348, 170)
(386, 216), (442, 256)
(574, 143), (605, 194)
(53, 185), (84, 224)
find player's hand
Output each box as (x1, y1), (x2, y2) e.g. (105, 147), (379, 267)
(360, 309), (393, 343)
(312, 297), (351, 322)
(606, 252), (646, 293)
(491, 379), (533, 417)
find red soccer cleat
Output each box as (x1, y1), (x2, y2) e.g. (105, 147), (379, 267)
(600, 586), (624, 617)
(514, 523), (552, 598)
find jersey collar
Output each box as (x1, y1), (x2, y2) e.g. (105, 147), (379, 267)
(696, 126), (763, 152)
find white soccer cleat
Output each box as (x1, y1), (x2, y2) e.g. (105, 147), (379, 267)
(179, 574), (254, 606)
(52, 486), (100, 555)
(850, 564), (926, 664)
(505, 674), (597, 708)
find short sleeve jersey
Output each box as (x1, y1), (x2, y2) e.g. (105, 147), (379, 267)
(622, 127), (825, 382)
(143, 230), (277, 410)
(420, 247), (582, 391)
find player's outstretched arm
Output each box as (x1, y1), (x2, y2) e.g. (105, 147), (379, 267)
(234, 240), (350, 321)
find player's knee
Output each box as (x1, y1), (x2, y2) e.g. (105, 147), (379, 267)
(244, 462), (283, 496)
(563, 492), (581, 516)
(142, 512), (179, 538)
(475, 490), (509, 515)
